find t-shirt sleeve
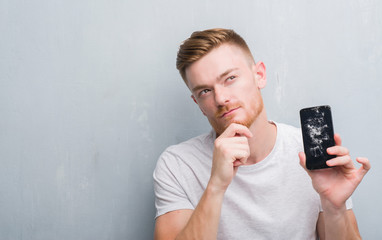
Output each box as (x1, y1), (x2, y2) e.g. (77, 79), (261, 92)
(153, 150), (194, 218)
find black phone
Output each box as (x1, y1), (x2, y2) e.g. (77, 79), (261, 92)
(299, 105), (336, 170)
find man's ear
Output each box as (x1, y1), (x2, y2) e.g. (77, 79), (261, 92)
(191, 95), (198, 104)
(191, 95), (206, 116)
(253, 61), (267, 89)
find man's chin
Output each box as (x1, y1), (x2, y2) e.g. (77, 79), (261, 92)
(230, 120), (253, 130)
(213, 119), (253, 135)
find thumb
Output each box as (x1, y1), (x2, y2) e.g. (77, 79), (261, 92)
(299, 152), (307, 170)
(356, 157), (371, 177)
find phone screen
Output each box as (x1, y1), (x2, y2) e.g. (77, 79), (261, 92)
(299, 105), (336, 170)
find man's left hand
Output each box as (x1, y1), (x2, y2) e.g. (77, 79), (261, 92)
(298, 133), (371, 208)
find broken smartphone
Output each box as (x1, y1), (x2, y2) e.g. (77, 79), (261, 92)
(299, 105), (336, 170)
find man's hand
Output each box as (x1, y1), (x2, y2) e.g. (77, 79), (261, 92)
(209, 123), (253, 192)
(298, 133), (371, 208)
(155, 123), (253, 240)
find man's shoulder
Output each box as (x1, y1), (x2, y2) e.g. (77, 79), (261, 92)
(275, 121), (303, 145)
(166, 130), (214, 153)
(158, 130), (214, 163)
(277, 122), (301, 134)
(154, 131), (214, 175)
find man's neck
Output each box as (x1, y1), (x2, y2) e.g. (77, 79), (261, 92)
(245, 111), (277, 165)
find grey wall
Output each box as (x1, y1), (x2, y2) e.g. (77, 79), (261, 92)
(1, 0), (381, 239)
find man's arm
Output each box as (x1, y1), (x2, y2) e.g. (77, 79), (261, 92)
(154, 183), (225, 240)
(154, 123), (252, 240)
(316, 209), (361, 240)
(299, 134), (370, 240)
(154, 209), (193, 240)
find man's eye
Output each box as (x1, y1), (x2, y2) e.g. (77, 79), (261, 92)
(199, 89), (210, 96)
(227, 76), (236, 81)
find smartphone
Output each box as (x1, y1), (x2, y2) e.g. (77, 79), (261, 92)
(299, 105), (336, 170)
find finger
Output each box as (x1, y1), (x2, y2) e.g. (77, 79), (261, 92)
(326, 155), (353, 168)
(298, 152), (315, 177)
(219, 137), (246, 146)
(219, 137), (250, 152)
(233, 159), (244, 167)
(327, 145), (349, 156)
(230, 136), (250, 145)
(214, 136), (249, 152)
(356, 157), (371, 176)
(220, 123), (253, 139)
(298, 152), (307, 170)
(233, 156), (248, 167)
(232, 150), (249, 164)
(334, 133), (342, 146)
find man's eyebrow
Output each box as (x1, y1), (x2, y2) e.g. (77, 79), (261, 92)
(191, 68), (239, 93)
(191, 84), (210, 93)
(218, 68), (239, 80)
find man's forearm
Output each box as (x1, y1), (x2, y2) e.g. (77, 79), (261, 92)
(175, 182), (225, 240)
(320, 198), (361, 240)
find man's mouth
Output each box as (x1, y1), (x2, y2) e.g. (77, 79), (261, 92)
(220, 107), (240, 118)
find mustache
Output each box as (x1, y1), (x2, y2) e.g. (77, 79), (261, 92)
(215, 103), (241, 118)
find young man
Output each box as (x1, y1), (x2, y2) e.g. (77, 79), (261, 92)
(153, 28), (370, 239)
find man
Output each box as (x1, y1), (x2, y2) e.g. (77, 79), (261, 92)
(153, 28), (370, 239)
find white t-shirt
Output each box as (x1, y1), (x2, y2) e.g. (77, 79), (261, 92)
(153, 122), (352, 239)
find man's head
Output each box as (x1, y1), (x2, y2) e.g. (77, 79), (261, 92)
(176, 28), (255, 85)
(176, 28), (267, 135)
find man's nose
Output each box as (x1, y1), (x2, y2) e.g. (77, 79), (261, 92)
(214, 85), (230, 106)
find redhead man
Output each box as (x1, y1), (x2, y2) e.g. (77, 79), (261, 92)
(153, 28), (370, 239)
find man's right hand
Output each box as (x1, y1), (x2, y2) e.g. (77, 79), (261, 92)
(155, 123), (253, 240)
(209, 123), (253, 192)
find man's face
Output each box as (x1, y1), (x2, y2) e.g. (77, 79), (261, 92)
(185, 44), (267, 135)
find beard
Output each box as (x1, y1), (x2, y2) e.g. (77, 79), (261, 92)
(209, 97), (264, 135)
